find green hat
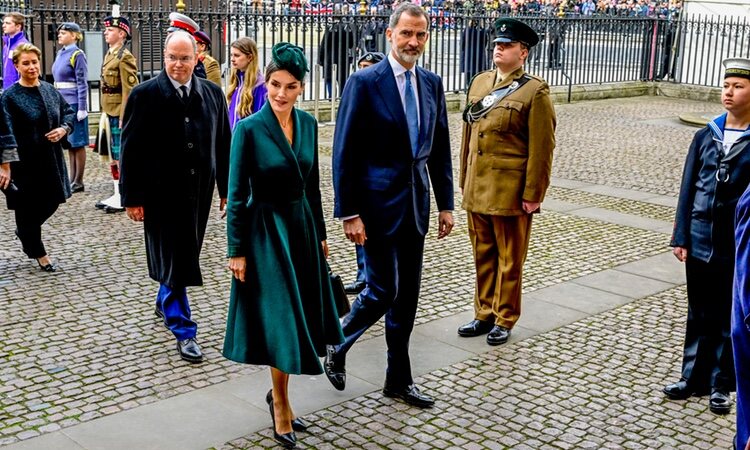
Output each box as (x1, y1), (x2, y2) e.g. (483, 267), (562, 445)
(492, 18), (539, 48)
(271, 43), (309, 82)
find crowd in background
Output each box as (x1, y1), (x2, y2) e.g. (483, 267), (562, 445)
(257, 0), (682, 19)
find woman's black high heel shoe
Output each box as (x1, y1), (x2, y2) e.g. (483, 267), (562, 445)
(266, 389), (296, 448)
(37, 259), (56, 272)
(266, 389), (309, 432)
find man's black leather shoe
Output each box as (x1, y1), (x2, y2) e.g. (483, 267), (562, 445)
(663, 380), (709, 400)
(383, 384), (435, 408)
(457, 319), (494, 337)
(344, 281), (365, 295)
(709, 389), (732, 415)
(486, 325), (511, 346)
(176, 338), (203, 363)
(324, 345), (346, 391)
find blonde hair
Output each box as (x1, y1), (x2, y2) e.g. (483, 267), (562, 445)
(72, 31), (83, 42)
(227, 37), (260, 119)
(12, 43), (40, 65)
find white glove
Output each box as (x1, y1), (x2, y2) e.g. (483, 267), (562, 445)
(77, 110), (88, 121)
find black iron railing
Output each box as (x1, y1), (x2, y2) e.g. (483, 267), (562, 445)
(0, 0), (747, 112)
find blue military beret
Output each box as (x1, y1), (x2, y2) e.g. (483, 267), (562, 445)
(57, 22), (82, 34)
(357, 52), (385, 67)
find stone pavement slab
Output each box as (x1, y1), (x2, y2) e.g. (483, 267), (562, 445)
(570, 206), (673, 234)
(525, 281), (632, 315)
(573, 269), (675, 299)
(615, 251), (686, 285)
(0, 434), (83, 450)
(63, 384), (268, 450)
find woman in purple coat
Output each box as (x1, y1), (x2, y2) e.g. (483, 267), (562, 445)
(52, 22), (89, 193)
(226, 37), (267, 130)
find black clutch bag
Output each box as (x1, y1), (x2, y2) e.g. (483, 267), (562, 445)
(328, 266), (351, 318)
(1, 180), (19, 206)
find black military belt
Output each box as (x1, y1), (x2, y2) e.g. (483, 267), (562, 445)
(101, 85), (122, 94)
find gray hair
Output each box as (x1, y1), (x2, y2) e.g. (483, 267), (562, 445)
(164, 30), (197, 55)
(388, 2), (430, 29)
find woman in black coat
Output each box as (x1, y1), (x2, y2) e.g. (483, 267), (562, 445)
(0, 43), (75, 272)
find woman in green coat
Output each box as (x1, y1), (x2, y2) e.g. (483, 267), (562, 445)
(223, 43), (344, 449)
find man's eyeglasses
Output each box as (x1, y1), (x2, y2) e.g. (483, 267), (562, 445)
(165, 55), (193, 64)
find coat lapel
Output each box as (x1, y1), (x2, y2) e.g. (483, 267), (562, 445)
(374, 62), (408, 128)
(416, 67), (431, 156)
(259, 103), (303, 180)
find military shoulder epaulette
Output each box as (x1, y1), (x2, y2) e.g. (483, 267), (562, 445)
(525, 73), (546, 83)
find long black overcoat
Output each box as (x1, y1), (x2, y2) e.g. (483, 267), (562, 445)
(119, 71), (231, 287)
(0, 81), (75, 210)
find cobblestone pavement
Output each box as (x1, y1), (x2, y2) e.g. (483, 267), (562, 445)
(217, 287), (735, 450)
(0, 95), (728, 447)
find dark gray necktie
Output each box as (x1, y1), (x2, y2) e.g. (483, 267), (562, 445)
(179, 85), (188, 102)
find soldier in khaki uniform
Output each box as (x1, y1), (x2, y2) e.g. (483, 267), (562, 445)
(457, 18), (556, 346)
(95, 15), (138, 212)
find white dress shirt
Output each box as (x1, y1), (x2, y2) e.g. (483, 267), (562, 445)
(388, 52), (420, 128)
(168, 76), (192, 97)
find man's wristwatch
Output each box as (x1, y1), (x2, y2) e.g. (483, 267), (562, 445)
(61, 124), (72, 135)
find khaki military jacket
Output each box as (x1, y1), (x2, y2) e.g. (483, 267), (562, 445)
(202, 53), (221, 87)
(460, 66), (556, 216)
(100, 44), (138, 119)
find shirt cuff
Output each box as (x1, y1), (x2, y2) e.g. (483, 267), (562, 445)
(340, 214), (359, 221)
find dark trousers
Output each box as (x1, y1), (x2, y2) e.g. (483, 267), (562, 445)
(334, 224), (425, 388)
(14, 202), (59, 259)
(354, 244), (366, 284)
(732, 298), (750, 449)
(680, 257), (735, 392)
(156, 284), (197, 341)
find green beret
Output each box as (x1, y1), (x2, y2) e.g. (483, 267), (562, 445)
(271, 43), (309, 82)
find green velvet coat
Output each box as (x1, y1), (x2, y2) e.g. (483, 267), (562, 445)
(223, 102), (344, 375)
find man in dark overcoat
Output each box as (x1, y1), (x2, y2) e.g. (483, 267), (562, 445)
(318, 17), (358, 96)
(119, 31), (231, 363)
(460, 20), (491, 87)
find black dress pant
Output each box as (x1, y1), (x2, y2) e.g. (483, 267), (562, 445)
(680, 257), (736, 392)
(14, 202), (58, 259)
(334, 221), (425, 389)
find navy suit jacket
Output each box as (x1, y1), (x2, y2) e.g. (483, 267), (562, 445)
(332, 59), (454, 237)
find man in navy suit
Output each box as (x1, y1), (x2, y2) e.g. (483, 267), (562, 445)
(328, 2), (454, 408)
